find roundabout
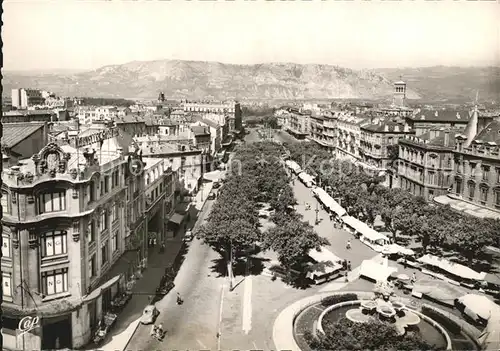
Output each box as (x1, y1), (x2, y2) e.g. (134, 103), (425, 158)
(273, 290), (481, 351)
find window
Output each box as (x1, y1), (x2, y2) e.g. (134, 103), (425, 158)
(101, 241), (109, 265)
(482, 166), (490, 181)
(89, 181), (95, 202)
(470, 163), (476, 176)
(480, 186), (488, 204)
(495, 191), (500, 209)
(2, 233), (11, 258)
(100, 180), (104, 196)
(497, 169), (500, 183)
(1, 191), (10, 215)
(38, 191), (66, 214)
(41, 268), (68, 296)
(429, 190), (434, 200)
(3, 274), (12, 297)
(89, 255), (96, 278)
(87, 220), (96, 243)
(100, 211), (108, 232)
(104, 176), (110, 193)
(112, 204), (118, 222)
(468, 183), (475, 200)
(427, 171), (436, 185)
(112, 231), (118, 253)
(113, 171), (119, 188)
(41, 230), (67, 257)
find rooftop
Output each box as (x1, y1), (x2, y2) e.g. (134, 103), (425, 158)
(191, 125), (210, 136)
(1, 123), (45, 148)
(3, 109), (55, 117)
(360, 119), (409, 133)
(410, 109), (470, 123)
(144, 157), (164, 170)
(471, 120), (500, 145)
(401, 128), (460, 148)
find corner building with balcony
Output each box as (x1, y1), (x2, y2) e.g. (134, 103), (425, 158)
(1, 130), (145, 350)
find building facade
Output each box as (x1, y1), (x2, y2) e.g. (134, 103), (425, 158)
(286, 109), (310, 140)
(11, 89), (45, 109)
(335, 114), (365, 163)
(398, 129), (458, 201)
(1, 131), (146, 350)
(359, 119), (413, 188)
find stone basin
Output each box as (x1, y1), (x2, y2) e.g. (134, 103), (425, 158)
(346, 308), (373, 323)
(361, 300), (377, 311)
(377, 305), (396, 319)
(398, 311), (421, 326)
(391, 301), (405, 311)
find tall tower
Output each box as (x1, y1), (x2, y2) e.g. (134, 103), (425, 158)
(392, 77), (406, 108)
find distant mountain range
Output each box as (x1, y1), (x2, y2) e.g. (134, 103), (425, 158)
(2, 60), (499, 103)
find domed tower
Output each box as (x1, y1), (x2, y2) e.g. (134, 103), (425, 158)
(392, 77), (406, 108)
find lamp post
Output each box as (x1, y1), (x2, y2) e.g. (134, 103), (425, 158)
(228, 239), (234, 291)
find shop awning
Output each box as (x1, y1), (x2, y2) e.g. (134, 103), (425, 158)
(83, 274), (122, 303)
(417, 254), (486, 281)
(314, 187), (346, 217)
(434, 194), (500, 219)
(359, 260), (397, 282)
(342, 216), (389, 242)
(169, 213), (185, 225)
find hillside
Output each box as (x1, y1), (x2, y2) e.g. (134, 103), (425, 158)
(2, 60), (499, 102)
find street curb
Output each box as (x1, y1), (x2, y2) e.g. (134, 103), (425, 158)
(118, 187), (213, 351)
(121, 320), (141, 351)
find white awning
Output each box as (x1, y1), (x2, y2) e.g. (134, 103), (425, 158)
(314, 187), (346, 217)
(83, 274), (122, 303)
(382, 244), (415, 256)
(417, 254), (486, 281)
(309, 246), (343, 264)
(342, 216), (389, 243)
(359, 260), (397, 282)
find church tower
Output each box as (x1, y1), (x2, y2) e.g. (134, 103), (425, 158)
(158, 91), (165, 103)
(392, 77), (406, 108)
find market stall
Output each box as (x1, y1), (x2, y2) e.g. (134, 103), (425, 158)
(359, 259), (397, 282)
(307, 247), (344, 284)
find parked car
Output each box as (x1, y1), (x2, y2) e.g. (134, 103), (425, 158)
(140, 305), (159, 325)
(207, 192), (216, 200)
(184, 230), (193, 242)
(213, 181), (221, 189)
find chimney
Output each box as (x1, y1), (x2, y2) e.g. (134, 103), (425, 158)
(384, 125), (389, 132)
(444, 131), (450, 147)
(456, 112), (461, 120)
(404, 124), (410, 132)
(435, 111), (438, 117)
(394, 125), (400, 132)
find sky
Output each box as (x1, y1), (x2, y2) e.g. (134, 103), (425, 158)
(3, 0), (499, 71)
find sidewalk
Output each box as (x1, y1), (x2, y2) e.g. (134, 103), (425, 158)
(93, 181), (215, 351)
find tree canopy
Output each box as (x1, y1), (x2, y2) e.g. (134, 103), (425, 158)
(196, 141), (328, 279)
(285, 141), (499, 263)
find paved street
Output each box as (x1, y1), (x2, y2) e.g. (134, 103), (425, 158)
(125, 185), (226, 351)
(292, 179), (377, 268)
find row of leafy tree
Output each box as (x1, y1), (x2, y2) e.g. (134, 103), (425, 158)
(285, 142), (500, 266)
(78, 97), (135, 107)
(196, 141), (328, 280)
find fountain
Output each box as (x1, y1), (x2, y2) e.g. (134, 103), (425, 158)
(345, 298), (421, 335)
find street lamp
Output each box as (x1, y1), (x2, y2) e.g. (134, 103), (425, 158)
(228, 239), (234, 291)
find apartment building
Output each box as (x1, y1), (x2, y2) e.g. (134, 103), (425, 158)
(1, 131), (146, 350)
(183, 100), (242, 132)
(398, 128), (459, 201)
(358, 118), (413, 188)
(335, 114), (365, 163)
(11, 88), (45, 109)
(308, 111), (337, 153)
(434, 108), (500, 219)
(406, 109), (470, 136)
(286, 108), (311, 140)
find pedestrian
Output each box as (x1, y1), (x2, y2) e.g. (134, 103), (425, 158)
(347, 261), (352, 271)
(346, 240), (351, 250)
(411, 272), (417, 284)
